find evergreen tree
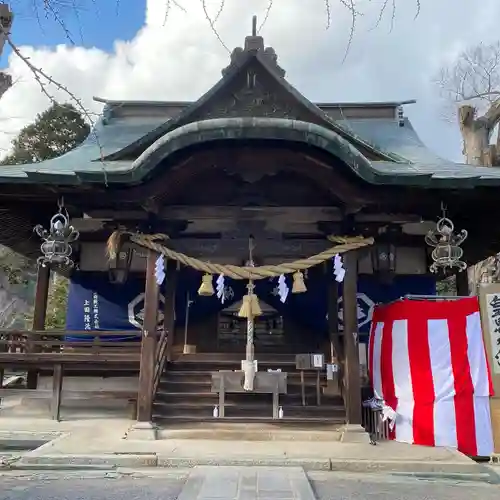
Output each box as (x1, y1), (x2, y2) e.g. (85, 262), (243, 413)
(1, 102), (90, 165)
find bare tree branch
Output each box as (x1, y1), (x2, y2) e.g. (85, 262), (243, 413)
(163, 0), (187, 26)
(200, 0), (231, 54)
(258, 0), (273, 34)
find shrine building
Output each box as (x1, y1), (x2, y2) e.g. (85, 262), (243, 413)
(0, 20), (499, 431)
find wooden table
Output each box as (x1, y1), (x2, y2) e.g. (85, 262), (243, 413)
(211, 370), (287, 419)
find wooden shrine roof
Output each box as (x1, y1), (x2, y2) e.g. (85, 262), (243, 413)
(1, 30), (497, 191)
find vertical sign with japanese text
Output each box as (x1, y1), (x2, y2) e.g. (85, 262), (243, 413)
(83, 299), (91, 330)
(486, 293), (500, 375)
(92, 292), (100, 329)
(479, 283), (500, 454)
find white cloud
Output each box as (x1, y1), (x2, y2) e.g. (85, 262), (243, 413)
(0, 0), (498, 161)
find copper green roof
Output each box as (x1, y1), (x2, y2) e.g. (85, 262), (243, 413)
(1, 40), (499, 189)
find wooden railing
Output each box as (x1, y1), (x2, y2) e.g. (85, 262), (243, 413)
(0, 330), (143, 421)
(0, 330), (142, 363)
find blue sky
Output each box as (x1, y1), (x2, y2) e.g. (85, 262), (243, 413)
(2, 0), (145, 64)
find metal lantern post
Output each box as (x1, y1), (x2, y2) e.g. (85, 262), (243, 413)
(34, 198), (79, 268)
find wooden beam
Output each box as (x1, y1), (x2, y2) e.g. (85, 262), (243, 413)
(342, 251), (362, 425)
(27, 265), (50, 389)
(136, 250), (160, 423)
(86, 206), (425, 223)
(163, 259), (178, 362)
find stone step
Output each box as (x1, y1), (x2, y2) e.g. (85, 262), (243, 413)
(156, 422), (344, 441)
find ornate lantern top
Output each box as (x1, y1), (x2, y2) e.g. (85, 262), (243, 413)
(425, 207), (467, 274)
(34, 198), (79, 268)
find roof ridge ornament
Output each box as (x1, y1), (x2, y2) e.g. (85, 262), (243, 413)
(221, 15), (286, 78)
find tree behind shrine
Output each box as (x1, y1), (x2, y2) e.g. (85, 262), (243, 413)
(0, 102), (90, 165)
(0, 102), (89, 328)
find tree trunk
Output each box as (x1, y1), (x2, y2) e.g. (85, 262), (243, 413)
(459, 105), (491, 165)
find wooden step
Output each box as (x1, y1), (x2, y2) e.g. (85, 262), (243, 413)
(154, 415), (345, 425)
(157, 379), (326, 394)
(167, 361), (298, 372)
(156, 390), (337, 404)
(153, 401), (345, 419)
(154, 353), (346, 427)
(162, 370), (325, 383)
(172, 353), (297, 363)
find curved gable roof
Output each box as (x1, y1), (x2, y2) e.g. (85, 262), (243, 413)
(101, 50), (402, 164)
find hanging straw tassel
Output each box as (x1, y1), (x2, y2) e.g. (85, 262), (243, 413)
(198, 273), (215, 296)
(238, 294), (252, 318)
(292, 271), (307, 293)
(106, 230), (124, 260)
(238, 293), (263, 318)
(250, 293), (262, 317)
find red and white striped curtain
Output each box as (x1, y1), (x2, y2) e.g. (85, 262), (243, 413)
(368, 297), (494, 456)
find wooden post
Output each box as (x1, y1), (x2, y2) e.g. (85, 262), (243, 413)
(163, 259), (178, 362)
(327, 261), (343, 362)
(51, 364), (63, 421)
(342, 251), (362, 425)
(136, 250), (160, 422)
(27, 265), (50, 389)
(455, 270), (469, 296)
(300, 370), (305, 406)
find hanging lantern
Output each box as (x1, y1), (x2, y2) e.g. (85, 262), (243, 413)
(108, 245), (133, 284)
(371, 242), (397, 275)
(34, 199), (79, 268)
(425, 211), (467, 273)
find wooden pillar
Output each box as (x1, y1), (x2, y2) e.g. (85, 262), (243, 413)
(137, 250), (160, 422)
(456, 270), (469, 296)
(327, 261), (343, 363)
(51, 364), (63, 421)
(27, 265), (50, 389)
(342, 251), (362, 424)
(163, 259), (178, 362)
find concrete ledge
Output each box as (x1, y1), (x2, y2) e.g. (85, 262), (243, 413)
(329, 458), (486, 474)
(340, 424), (370, 444)
(5, 452), (487, 475)
(5, 463), (120, 471)
(126, 422), (158, 441)
(16, 453), (158, 468)
(157, 456), (331, 471)
(0, 430), (62, 441)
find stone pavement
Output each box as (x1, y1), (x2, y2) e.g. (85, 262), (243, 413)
(0, 414), (492, 475)
(178, 466), (315, 500)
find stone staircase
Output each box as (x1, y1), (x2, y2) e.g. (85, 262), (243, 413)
(153, 353), (346, 429)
